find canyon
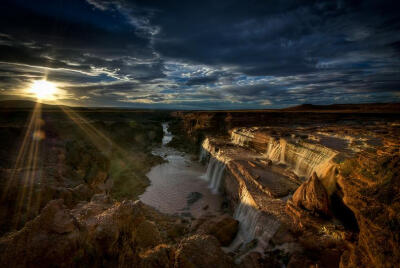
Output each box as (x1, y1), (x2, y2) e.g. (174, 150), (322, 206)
(0, 102), (399, 267)
(170, 105), (400, 267)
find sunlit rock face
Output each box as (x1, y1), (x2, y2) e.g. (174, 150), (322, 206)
(167, 109), (400, 266)
(196, 117), (399, 267)
(292, 172), (330, 216)
(231, 128), (255, 147)
(337, 148), (400, 268)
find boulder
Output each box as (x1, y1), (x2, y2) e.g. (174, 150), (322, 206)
(135, 220), (162, 249)
(0, 199), (80, 267)
(174, 234), (235, 268)
(239, 252), (281, 268)
(140, 244), (176, 268)
(191, 214), (239, 246)
(186, 192), (203, 206)
(292, 172), (330, 216)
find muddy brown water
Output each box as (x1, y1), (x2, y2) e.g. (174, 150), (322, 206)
(139, 123), (223, 218)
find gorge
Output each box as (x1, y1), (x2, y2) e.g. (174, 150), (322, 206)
(0, 102), (399, 267)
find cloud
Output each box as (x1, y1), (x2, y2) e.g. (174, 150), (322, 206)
(0, 0), (399, 109)
(185, 75), (219, 86)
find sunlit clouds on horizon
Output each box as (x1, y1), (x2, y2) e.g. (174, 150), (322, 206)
(0, 0), (399, 109)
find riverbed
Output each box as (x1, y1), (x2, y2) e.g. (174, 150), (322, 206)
(139, 123), (223, 218)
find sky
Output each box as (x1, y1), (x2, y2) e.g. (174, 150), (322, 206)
(0, 0), (399, 109)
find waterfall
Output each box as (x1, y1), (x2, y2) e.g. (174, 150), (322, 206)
(233, 202), (262, 242)
(279, 139), (286, 163)
(265, 137), (282, 161)
(199, 147), (209, 163)
(162, 123), (172, 145)
(204, 156), (225, 194)
(264, 137), (337, 179)
(231, 128), (254, 147)
(230, 187), (281, 251)
(284, 141), (337, 178)
(231, 192), (281, 251)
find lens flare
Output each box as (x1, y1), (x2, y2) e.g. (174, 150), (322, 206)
(29, 80), (58, 100)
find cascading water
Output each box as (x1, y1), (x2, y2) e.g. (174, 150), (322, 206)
(204, 156), (225, 194)
(230, 188), (261, 248)
(231, 128), (254, 147)
(279, 139), (286, 163)
(199, 147), (209, 163)
(230, 188), (281, 252)
(265, 137), (283, 162)
(162, 123), (172, 145)
(263, 137), (337, 179)
(283, 141), (337, 178)
(233, 202), (262, 242)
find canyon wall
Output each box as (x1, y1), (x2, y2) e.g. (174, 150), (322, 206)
(177, 109), (400, 267)
(0, 109), (240, 268)
(0, 105), (398, 267)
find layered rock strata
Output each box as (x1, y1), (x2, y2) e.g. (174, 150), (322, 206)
(199, 123), (399, 267)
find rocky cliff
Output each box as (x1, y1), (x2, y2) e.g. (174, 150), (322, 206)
(182, 110), (400, 267)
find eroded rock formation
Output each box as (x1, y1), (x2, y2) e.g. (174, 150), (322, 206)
(0, 195), (237, 267)
(187, 110), (400, 267)
(292, 172), (330, 216)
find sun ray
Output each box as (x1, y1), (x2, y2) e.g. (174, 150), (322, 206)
(61, 107), (119, 154)
(0, 102), (45, 228)
(2, 103), (41, 202)
(7, 100), (137, 229)
(25, 108), (41, 215)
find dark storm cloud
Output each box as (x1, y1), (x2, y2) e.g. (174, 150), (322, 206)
(0, 0), (399, 108)
(185, 75), (220, 86)
(0, 0), (163, 84)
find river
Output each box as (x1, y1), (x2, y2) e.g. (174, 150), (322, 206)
(139, 123), (223, 218)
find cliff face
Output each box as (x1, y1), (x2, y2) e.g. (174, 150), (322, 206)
(188, 110), (400, 267)
(338, 148), (400, 268)
(199, 128), (350, 266)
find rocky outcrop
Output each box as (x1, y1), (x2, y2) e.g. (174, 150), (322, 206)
(0, 199), (81, 267)
(191, 214), (239, 246)
(196, 118), (400, 267)
(239, 252), (281, 268)
(292, 172), (330, 216)
(170, 109), (400, 267)
(139, 244), (176, 268)
(174, 235), (235, 267)
(0, 195), (238, 268)
(338, 150), (400, 268)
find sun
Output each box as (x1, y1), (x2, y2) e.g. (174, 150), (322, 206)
(29, 80), (58, 100)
